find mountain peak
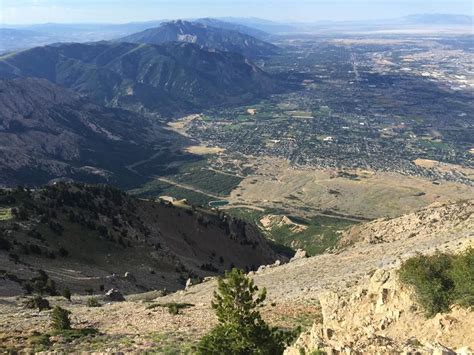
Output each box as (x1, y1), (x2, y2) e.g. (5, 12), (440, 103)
(120, 20), (278, 58)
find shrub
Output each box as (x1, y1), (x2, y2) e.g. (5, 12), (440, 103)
(146, 302), (193, 314)
(166, 302), (192, 315)
(197, 268), (298, 354)
(24, 270), (58, 296)
(62, 288), (72, 301)
(51, 306), (71, 331)
(449, 248), (474, 307)
(25, 296), (50, 311)
(399, 249), (474, 317)
(28, 332), (51, 350)
(87, 297), (101, 308)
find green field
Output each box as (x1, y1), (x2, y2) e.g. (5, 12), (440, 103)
(270, 215), (356, 255)
(131, 159), (243, 205)
(225, 207), (357, 256)
(173, 162), (242, 196)
(208, 200), (230, 208)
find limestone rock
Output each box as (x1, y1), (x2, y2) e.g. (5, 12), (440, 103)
(290, 249), (307, 262)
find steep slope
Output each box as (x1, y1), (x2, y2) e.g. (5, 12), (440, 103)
(0, 41), (279, 116)
(120, 20), (278, 58)
(0, 78), (192, 187)
(151, 200), (473, 349)
(0, 183), (280, 296)
(163, 199), (473, 302)
(0, 199), (471, 352)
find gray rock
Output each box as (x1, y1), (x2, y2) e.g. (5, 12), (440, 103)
(105, 288), (125, 302)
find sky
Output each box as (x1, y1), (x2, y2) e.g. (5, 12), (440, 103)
(1, 0), (472, 25)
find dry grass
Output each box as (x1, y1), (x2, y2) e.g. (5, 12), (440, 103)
(184, 145), (225, 155)
(227, 157), (474, 219)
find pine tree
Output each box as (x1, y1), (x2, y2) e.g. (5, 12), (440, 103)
(197, 268), (297, 354)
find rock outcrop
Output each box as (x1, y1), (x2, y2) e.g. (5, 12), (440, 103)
(286, 260), (474, 354)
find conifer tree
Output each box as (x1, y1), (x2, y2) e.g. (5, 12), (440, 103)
(198, 268), (297, 354)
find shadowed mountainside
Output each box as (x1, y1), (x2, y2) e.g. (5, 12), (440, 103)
(0, 78), (194, 187)
(0, 183), (281, 296)
(0, 41), (280, 116)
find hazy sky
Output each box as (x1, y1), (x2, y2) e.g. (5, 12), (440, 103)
(1, 0), (472, 25)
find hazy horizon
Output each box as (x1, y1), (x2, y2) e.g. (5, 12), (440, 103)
(1, 0), (472, 25)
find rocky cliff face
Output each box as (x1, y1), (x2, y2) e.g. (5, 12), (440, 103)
(286, 267), (473, 354)
(285, 200), (474, 354)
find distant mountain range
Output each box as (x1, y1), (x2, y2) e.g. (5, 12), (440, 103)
(1, 14), (471, 53)
(0, 41), (279, 116)
(120, 20), (278, 58)
(0, 21), (165, 53)
(0, 78), (193, 187)
(399, 14), (473, 25)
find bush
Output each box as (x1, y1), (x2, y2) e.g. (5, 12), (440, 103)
(197, 268), (298, 354)
(146, 302), (193, 315)
(87, 297), (101, 308)
(399, 249), (474, 317)
(28, 332), (51, 350)
(25, 296), (50, 311)
(449, 248), (474, 307)
(23, 270), (58, 296)
(51, 306), (71, 331)
(62, 288), (72, 301)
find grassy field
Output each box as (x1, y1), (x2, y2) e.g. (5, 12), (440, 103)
(224, 207), (356, 256)
(269, 215), (356, 256)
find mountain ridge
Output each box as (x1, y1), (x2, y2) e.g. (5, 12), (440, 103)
(120, 20), (279, 58)
(0, 41), (279, 116)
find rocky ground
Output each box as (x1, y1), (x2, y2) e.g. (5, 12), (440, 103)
(0, 199), (472, 352)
